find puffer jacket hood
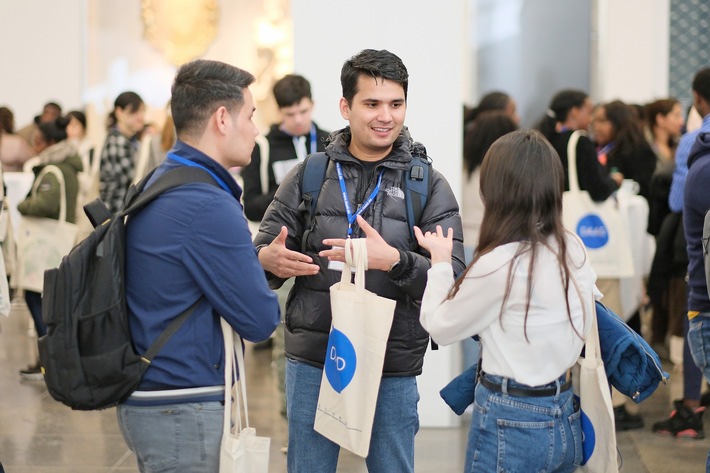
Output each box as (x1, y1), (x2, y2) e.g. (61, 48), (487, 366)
(254, 127), (466, 376)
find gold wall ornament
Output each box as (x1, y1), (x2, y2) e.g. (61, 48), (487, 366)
(141, 0), (219, 66)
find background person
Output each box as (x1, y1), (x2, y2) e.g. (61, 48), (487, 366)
(99, 91), (145, 214)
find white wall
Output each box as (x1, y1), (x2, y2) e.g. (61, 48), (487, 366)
(592, 0), (670, 102)
(0, 0), (86, 127)
(293, 0), (467, 428)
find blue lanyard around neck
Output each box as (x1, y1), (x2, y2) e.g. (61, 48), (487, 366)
(597, 142), (615, 157)
(335, 161), (384, 237)
(290, 124), (318, 158)
(167, 153), (231, 193)
(308, 124), (317, 154)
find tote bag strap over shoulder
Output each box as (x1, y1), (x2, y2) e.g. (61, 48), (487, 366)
(566, 130), (584, 194)
(34, 165), (68, 222)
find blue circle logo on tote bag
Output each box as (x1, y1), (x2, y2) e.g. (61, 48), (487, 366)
(575, 395), (596, 465)
(576, 214), (609, 249)
(324, 328), (357, 393)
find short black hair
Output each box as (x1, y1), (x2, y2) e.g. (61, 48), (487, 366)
(37, 116), (69, 144)
(340, 49), (408, 106)
(171, 59), (255, 140)
(273, 74), (312, 108)
(692, 67), (710, 102)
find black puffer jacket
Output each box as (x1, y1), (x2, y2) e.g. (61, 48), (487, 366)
(254, 127), (466, 376)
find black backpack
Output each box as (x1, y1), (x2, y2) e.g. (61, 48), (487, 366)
(39, 166), (218, 410)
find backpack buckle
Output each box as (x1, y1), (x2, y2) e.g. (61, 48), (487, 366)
(410, 165), (424, 181)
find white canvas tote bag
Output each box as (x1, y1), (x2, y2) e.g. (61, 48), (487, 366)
(313, 238), (396, 457)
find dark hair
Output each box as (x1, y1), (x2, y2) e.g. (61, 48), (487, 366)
(341, 49), (408, 106)
(463, 110), (517, 178)
(37, 116), (69, 145)
(273, 74), (312, 108)
(535, 89), (588, 140)
(599, 100), (647, 154)
(171, 59), (255, 140)
(644, 99), (678, 129)
(107, 91), (144, 129)
(463, 91), (511, 125)
(66, 110), (87, 131)
(35, 102), (63, 124)
(693, 67), (710, 102)
(450, 129), (579, 340)
(0, 106), (14, 133)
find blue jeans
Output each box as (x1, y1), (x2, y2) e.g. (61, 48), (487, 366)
(285, 358), (419, 473)
(25, 290), (46, 338)
(117, 402), (223, 473)
(688, 313), (710, 383)
(466, 373), (582, 473)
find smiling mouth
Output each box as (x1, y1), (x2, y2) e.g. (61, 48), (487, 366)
(372, 127), (391, 134)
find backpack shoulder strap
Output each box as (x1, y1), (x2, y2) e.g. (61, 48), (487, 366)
(301, 152), (329, 221)
(300, 152), (329, 253)
(119, 166), (220, 218)
(403, 154), (432, 241)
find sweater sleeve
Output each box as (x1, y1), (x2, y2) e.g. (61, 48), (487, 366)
(183, 196), (280, 342)
(17, 172), (61, 219)
(420, 261), (506, 346)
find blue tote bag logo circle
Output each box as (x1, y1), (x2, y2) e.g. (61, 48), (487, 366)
(324, 328), (357, 393)
(574, 395), (596, 465)
(576, 214), (609, 249)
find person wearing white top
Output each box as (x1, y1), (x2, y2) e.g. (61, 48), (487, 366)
(416, 129), (600, 473)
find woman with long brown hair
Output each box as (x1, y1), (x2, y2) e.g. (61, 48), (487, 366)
(417, 129), (599, 472)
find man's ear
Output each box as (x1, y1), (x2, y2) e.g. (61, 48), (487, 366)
(339, 97), (350, 121)
(214, 105), (229, 134)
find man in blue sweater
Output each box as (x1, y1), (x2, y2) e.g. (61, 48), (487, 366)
(683, 79), (710, 470)
(653, 67), (710, 440)
(117, 59), (280, 472)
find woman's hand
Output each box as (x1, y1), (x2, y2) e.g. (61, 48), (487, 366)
(414, 225), (453, 265)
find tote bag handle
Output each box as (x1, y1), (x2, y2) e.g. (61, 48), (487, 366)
(32, 165), (68, 223)
(221, 319), (251, 436)
(566, 131), (583, 194)
(340, 238), (367, 291)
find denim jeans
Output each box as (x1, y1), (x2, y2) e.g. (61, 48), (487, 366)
(688, 313), (710, 383)
(466, 373), (582, 473)
(117, 402), (223, 473)
(25, 290), (46, 338)
(285, 358), (419, 473)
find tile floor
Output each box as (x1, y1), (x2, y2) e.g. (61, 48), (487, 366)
(0, 300), (709, 472)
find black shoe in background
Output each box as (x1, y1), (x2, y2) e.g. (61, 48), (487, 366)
(614, 405), (644, 431)
(19, 362), (43, 381)
(652, 400), (705, 439)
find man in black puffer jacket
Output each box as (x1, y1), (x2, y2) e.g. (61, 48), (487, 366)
(255, 49), (465, 472)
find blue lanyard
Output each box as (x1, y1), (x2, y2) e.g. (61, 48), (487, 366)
(167, 153), (231, 193)
(309, 124), (317, 154)
(597, 142), (614, 157)
(335, 161), (384, 237)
